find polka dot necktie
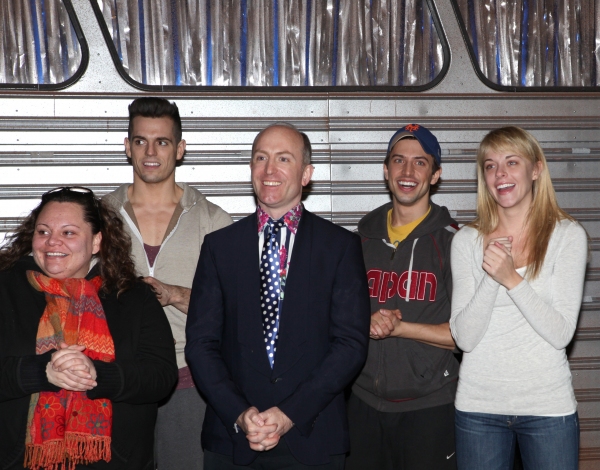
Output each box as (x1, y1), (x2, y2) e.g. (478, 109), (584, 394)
(260, 218), (284, 368)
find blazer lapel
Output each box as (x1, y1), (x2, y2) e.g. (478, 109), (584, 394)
(272, 211), (311, 377)
(237, 214), (273, 377)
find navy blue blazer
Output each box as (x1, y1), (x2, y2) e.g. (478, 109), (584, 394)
(185, 209), (370, 466)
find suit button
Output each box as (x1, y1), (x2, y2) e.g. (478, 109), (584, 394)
(271, 378), (282, 384)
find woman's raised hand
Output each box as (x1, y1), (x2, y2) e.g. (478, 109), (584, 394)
(483, 236), (523, 290)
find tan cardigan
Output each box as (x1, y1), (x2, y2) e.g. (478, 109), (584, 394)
(104, 182), (233, 368)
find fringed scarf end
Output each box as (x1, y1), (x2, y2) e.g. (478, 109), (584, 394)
(24, 435), (111, 470)
(65, 433), (111, 465)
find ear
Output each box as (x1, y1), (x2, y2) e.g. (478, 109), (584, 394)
(532, 160), (543, 181)
(124, 137), (132, 159)
(176, 139), (186, 161)
(383, 163), (389, 181)
(301, 164), (314, 187)
(430, 166), (442, 185)
(92, 232), (102, 256)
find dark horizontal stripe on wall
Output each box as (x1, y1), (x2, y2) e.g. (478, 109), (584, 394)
(580, 447), (600, 461)
(574, 328), (600, 341)
(569, 357), (600, 370)
(0, 151), (332, 166)
(580, 417), (600, 432)
(2, 149), (599, 166)
(331, 211), (600, 228)
(575, 388), (600, 402)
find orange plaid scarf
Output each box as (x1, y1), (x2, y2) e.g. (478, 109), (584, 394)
(25, 271), (115, 470)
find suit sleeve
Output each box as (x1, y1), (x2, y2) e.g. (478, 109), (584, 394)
(277, 234), (371, 437)
(185, 237), (253, 434)
(87, 287), (178, 404)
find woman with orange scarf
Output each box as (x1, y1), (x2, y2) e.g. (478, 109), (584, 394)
(0, 187), (177, 470)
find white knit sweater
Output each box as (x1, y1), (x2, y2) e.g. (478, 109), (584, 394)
(450, 220), (587, 415)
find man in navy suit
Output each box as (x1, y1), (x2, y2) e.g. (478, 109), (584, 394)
(185, 123), (370, 469)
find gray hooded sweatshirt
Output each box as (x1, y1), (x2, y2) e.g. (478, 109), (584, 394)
(352, 201), (460, 412)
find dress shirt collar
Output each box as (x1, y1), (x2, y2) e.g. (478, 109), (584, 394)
(257, 203), (303, 235)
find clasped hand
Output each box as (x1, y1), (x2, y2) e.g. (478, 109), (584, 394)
(370, 309), (402, 339)
(236, 406), (294, 451)
(46, 342), (97, 392)
(482, 236), (522, 290)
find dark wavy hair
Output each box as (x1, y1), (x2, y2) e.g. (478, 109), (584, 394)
(0, 187), (137, 295)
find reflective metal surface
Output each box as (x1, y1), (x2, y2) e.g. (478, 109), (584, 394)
(455, 0), (600, 87)
(96, 0), (444, 87)
(0, 0), (82, 85)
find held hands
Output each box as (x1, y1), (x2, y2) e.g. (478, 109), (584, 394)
(482, 236), (523, 290)
(370, 309), (402, 339)
(46, 342), (97, 392)
(236, 406), (294, 451)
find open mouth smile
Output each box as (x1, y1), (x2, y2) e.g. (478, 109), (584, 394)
(396, 180), (417, 190)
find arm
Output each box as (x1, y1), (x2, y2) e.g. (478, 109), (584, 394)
(370, 309), (455, 349)
(507, 223), (587, 349)
(0, 351), (61, 402)
(145, 207), (233, 315)
(86, 286), (178, 404)
(449, 229), (500, 352)
(185, 238), (254, 435)
(143, 276), (190, 314)
(277, 235), (371, 437)
(401, 322), (454, 349)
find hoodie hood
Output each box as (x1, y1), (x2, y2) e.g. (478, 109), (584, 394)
(358, 201), (456, 242)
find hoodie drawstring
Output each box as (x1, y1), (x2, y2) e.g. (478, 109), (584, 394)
(405, 238), (419, 302)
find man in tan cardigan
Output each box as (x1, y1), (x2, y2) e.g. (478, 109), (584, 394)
(104, 97), (232, 470)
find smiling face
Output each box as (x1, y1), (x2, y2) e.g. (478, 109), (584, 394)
(482, 149), (542, 213)
(384, 138), (441, 213)
(32, 201), (102, 279)
(125, 116), (186, 186)
(250, 126), (314, 219)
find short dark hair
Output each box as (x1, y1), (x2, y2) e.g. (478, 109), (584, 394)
(384, 135), (440, 174)
(251, 122), (312, 166)
(128, 97), (182, 143)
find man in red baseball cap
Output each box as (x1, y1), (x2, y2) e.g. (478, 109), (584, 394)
(347, 124), (459, 470)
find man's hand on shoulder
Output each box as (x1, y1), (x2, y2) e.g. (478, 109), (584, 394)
(236, 407), (278, 451)
(143, 277), (190, 314)
(370, 309), (402, 339)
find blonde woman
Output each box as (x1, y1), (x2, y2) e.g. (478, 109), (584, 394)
(450, 127), (587, 470)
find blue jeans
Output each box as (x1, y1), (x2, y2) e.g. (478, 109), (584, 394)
(455, 409), (579, 470)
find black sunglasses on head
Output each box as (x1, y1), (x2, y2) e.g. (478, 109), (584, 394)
(42, 186), (95, 198)
(41, 186), (103, 226)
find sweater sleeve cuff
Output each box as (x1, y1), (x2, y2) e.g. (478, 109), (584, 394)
(86, 361), (124, 400)
(19, 350), (61, 394)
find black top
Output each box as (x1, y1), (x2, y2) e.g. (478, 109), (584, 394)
(0, 256), (177, 470)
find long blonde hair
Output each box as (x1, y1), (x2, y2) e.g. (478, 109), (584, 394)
(470, 126), (573, 279)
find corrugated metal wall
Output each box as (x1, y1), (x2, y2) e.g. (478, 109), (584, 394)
(0, 0), (598, 466)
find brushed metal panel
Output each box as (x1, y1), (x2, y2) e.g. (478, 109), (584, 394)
(0, 99), (55, 117)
